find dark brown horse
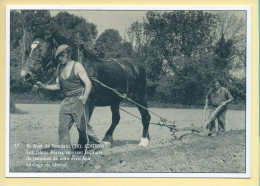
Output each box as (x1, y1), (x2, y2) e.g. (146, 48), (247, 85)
(20, 32), (151, 147)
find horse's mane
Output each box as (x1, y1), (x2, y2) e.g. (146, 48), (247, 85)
(32, 29), (102, 64)
(52, 33), (102, 63)
(82, 48), (102, 63)
(52, 34), (77, 49)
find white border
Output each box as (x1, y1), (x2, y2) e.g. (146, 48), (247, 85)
(245, 6), (251, 178)
(6, 5), (251, 178)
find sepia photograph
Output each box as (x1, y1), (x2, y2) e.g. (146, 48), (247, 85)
(6, 6), (250, 177)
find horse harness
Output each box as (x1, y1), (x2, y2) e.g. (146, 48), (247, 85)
(34, 46), (182, 138)
(106, 58), (129, 95)
(23, 38), (58, 85)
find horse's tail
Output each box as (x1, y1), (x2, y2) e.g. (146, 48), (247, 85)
(139, 65), (147, 89)
(135, 63), (148, 104)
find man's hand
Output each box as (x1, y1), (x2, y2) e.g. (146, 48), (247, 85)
(33, 81), (43, 90)
(205, 98), (208, 109)
(79, 95), (88, 105)
(221, 101), (227, 106)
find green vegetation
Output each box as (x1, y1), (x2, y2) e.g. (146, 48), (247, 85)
(10, 10), (246, 108)
(10, 98), (28, 114)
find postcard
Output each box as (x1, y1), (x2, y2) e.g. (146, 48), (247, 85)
(6, 5), (251, 178)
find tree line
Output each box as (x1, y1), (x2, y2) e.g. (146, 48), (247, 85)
(10, 10), (246, 106)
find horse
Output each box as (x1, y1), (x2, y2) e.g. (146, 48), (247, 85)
(20, 31), (151, 147)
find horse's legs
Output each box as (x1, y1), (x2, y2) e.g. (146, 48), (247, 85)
(137, 102), (151, 147)
(135, 89), (151, 147)
(102, 102), (120, 145)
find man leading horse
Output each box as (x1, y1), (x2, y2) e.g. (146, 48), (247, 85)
(21, 33), (151, 148)
(34, 44), (100, 153)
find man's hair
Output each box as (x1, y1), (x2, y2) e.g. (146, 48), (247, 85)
(213, 78), (221, 85)
(211, 78), (222, 88)
(63, 47), (72, 59)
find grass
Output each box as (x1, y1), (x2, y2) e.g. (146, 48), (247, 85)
(120, 100), (245, 110)
(11, 92), (61, 104)
(10, 107), (28, 114)
(10, 99), (28, 114)
(10, 93), (246, 111)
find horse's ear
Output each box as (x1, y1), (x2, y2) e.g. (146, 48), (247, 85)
(43, 30), (52, 40)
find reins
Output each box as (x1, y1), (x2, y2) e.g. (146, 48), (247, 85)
(90, 76), (177, 131)
(32, 60), (56, 99)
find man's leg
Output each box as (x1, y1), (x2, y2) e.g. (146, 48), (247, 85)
(59, 113), (73, 146)
(217, 107), (227, 134)
(208, 107), (216, 135)
(87, 123), (101, 144)
(81, 103), (100, 145)
(58, 98), (74, 158)
(59, 98), (73, 146)
(72, 97), (100, 150)
(85, 102), (100, 144)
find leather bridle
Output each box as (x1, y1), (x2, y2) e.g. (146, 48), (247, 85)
(22, 40), (56, 85)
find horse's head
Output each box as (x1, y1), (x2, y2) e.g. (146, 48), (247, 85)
(20, 36), (56, 86)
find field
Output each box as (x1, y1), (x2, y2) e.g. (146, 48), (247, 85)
(9, 104), (246, 174)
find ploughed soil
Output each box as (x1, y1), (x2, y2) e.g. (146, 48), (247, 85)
(9, 104), (246, 173)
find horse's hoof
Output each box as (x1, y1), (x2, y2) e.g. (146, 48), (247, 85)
(102, 141), (112, 148)
(138, 138), (149, 147)
(102, 135), (113, 142)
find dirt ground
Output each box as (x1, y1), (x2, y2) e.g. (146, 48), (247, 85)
(9, 104), (246, 173)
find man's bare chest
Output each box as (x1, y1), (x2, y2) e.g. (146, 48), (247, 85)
(60, 62), (74, 79)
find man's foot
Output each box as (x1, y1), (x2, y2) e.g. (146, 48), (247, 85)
(218, 131), (225, 135)
(208, 132), (217, 137)
(211, 132), (217, 137)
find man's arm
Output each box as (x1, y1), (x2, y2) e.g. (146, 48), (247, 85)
(75, 62), (92, 104)
(205, 98), (209, 108)
(35, 77), (60, 90)
(205, 88), (212, 108)
(222, 88), (234, 105)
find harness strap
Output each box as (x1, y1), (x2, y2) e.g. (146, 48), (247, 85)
(112, 59), (125, 70)
(111, 59), (129, 94)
